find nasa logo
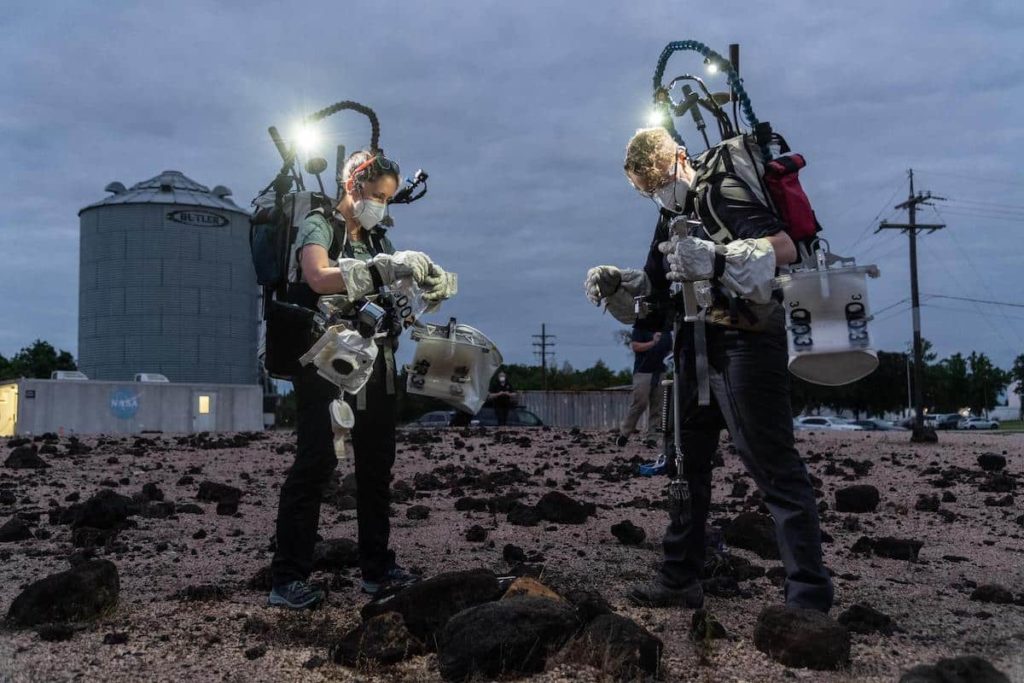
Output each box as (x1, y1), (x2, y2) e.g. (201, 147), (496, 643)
(109, 389), (140, 420)
(166, 210), (229, 228)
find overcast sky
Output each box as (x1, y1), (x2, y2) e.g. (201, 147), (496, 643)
(2, 1), (1023, 376)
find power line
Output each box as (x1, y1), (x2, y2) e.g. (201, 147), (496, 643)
(923, 169), (1024, 188)
(922, 294), (1024, 309)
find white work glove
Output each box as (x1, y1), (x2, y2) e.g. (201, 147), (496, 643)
(371, 250), (434, 284)
(658, 235), (777, 304)
(338, 251), (435, 299)
(421, 263), (458, 304)
(584, 265), (649, 324)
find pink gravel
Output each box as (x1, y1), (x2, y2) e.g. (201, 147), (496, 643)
(1, 427), (1023, 682)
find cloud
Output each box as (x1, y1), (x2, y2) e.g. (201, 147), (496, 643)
(1, 0), (1022, 371)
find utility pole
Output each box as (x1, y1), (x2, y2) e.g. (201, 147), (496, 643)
(877, 169), (945, 441)
(532, 324), (556, 391)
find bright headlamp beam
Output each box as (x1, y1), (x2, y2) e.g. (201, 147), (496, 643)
(294, 124), (320, 153)
(647, 108), (666, 126)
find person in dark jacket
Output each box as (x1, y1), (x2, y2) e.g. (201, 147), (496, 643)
(268, 150), (454, 609)
(617, 317), (672, 448)
(488, 370), (516, 426)
(585, 127), (833, 614)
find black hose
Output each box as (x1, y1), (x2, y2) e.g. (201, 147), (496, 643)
(304, 100), (381, 153)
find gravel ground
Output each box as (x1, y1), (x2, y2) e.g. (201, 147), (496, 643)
(1, 427), (1023, 682)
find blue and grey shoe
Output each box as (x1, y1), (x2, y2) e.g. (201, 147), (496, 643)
(361, 565), (421, 596)
(267, 580), (325, 610)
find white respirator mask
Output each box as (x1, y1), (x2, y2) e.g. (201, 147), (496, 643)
(352, 193), (388, 230)
(653, 177), (690, 214)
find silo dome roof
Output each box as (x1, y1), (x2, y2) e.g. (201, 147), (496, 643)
(79, 170), (247, 215)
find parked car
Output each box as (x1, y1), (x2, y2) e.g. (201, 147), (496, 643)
(851, 419), (906, 431)
(793, 416), (864, 431)
(134, 373), (170, 383)
(933, 414), (963, 430)
(405, 410), (456, 429)
(472, 406), (544, 427)
(957, 416), (999, 430)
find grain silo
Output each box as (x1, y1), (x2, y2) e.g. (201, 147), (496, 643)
(78, 171), (257, 384)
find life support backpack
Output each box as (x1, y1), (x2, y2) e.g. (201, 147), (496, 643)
(250, 190), (338, 380)
(689, 131), (822, 257)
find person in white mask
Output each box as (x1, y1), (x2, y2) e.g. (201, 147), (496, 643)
(269, 150), (452, 610)
(585, 127), (833, 615)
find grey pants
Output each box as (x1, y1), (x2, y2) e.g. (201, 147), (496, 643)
(660, 311), (834, 612)
(620, 372), (665, 441)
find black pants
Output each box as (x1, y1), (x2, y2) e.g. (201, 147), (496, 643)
(271, 353), (397, 585)
(660, 310), (834, 612)
(494, 401), (511, 426)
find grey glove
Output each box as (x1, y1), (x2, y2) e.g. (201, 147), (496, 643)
(421, 264), (458, 304)
(584, 266), (648, 305)
(658, 235), (777, 304)
(338, 250), (434, 299)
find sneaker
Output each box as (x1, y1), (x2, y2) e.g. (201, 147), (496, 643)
(615, 435), (629, 448)
(267, 580), (325, 610)
(361, 564), (421, 595)
(628, 578), (704, 608)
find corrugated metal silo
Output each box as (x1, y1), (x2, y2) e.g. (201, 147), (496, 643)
(78, 171), (257, 384)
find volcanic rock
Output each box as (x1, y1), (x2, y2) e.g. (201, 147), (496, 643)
(65, 490), (136, 529)
(977, 452), (1006, 472)
(724, 512), (779, 560)
(503, 544), (527, 563)
(834, 484), (880, 513)
(851, 536), (923, 562)
(501, 576), (562, 602)
(4, 445), (48, 469)
(37, 623), (76, 641)
(610, 519), (646, 546)
(561, 613), (663, 681)
(506, 502), (541, 527)
(753, 605), (850, 670)
(196, 481), (242, 505)
(837, 603), (898, 635)
(565, 588), (613, 624)
(535, 491), (595, 524)
(0, 516), (32, 543)
(6, 559), (119, 626)
(312, 538), (359, 570)
(464, 525), (487, 542)
(361, 568), (502, 645)
(331, 612), (425, 667)
(899, 655), (1010, 683)
(437, 596), (579, 681)
(970, 584), (1014, 604)
(690, 609), (728, 641)
(406, 505), (430, 520)
(915, 494), (940, 512)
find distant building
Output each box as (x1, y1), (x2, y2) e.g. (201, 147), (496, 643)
(0, 377), (261, 437)
(78, 170), (258, 384)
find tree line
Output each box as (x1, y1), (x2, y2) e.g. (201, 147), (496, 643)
(0, 340), (77, 381)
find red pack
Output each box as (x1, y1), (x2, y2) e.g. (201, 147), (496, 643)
(764, 153), (820, 242)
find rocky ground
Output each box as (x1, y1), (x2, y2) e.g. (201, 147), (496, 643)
(1, 426), (1023, 682)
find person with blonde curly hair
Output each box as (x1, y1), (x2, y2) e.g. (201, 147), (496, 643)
(585, 126), (832, 615)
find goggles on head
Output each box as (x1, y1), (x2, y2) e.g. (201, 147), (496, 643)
(345, 153), (401, 192)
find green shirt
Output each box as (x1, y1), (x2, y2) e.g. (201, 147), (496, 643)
(293, 212), (395, 282)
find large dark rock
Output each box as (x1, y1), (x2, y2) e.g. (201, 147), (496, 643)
(406, 505), (430, 520)
(361, 569), (502, 646)
(331, 612), (425, 667)
(437, 596), (579, 682)
(535, 491), (595, 524)
(610, 519), (646, 546)
(899, 655), (1010, 683)
(724, 512), (779, 560)
(196, 481), (242, 504)
(851, 536), (923, 562)
(0, 516), (32, 543)
(753, 605), (850, 670)
(970, 584), (1014, 604)
(565, 588), (613, 624)
(506, 502), (541, 527)
(6, 559), (120, 626)
(561, 613), (662, 681)
(312, 538), (359, 571)
(64, 489), (136, 529)
(5, 445), (49, 469)
(834, 485), (880, 513)
(837, 603), (898, 635)
(977, 452), (1006, 472)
